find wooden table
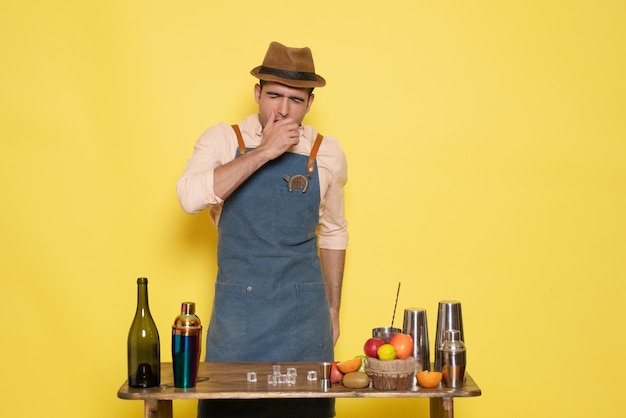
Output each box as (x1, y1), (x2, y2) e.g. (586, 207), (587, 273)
(117, 362), (481, 418)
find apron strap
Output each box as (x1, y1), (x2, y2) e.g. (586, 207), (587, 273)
(231, 125), (323, 173)
(231, 124), (246, 155)
(308, 133), (324, 174)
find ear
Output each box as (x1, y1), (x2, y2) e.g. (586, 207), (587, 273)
(254, 84), (261, 104)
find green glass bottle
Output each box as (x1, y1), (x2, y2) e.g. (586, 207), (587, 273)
(127, 277), (160, 388)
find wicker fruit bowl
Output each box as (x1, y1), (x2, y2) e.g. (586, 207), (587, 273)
(365, 356), (416, 391)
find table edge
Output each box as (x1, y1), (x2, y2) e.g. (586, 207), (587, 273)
(117, 362), (482, 401)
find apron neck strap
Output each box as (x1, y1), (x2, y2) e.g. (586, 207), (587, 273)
(308, 133), (324, 174)
(232, 124), (246, 155)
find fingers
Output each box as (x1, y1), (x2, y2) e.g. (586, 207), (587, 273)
(265, 111), (295, 134)
(264, 110), (277, 130)
(265, 112), (299, 139)
(259, 111), (301, 161)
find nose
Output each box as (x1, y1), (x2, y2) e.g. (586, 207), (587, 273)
(277, 98), (289, 118)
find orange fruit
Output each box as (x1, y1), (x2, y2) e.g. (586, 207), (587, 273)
(337, 357), (362, 373)
(416, 371), (442, 388)
(377, 343), (397, 360)
(389, 333), (414, 359)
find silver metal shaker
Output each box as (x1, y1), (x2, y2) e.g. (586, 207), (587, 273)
(402, 308), (430, 372)
(441, 329), (466, 388)
(434, 300), (464, 372)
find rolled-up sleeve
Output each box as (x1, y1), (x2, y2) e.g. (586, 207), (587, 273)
(317, 138), (349, 250)
(176, 122), (236, 215)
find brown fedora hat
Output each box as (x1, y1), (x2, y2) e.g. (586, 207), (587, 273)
(250, 42), (326, 88)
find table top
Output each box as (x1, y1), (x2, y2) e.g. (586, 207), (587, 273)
(118, 362), (481, 401)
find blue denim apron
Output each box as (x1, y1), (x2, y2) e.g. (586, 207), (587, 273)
(198, 126), (335, 418)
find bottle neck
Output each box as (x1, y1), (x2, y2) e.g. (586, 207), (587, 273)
(137, 282), (151, 316)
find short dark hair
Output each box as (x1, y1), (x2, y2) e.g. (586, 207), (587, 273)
(259, 80), (314, 98)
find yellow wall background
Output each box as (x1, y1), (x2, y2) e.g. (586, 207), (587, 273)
(1, 1), (624, 417)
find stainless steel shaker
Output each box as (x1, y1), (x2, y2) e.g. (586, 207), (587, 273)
(402, 308), (430, 372)
(434, 300), (464, 372)
(441, 329), (466, 388)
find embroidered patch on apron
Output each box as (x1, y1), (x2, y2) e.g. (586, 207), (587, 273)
(283, 174), (312, 192)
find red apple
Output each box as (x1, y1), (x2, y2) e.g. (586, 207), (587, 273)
(330, 361), (344, 383)
(363, 337), (385, 358)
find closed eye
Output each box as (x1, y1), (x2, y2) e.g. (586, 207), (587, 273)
(265, 91), (306, 103)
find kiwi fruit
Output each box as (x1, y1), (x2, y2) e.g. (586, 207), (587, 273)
(341, 371), (370, 389)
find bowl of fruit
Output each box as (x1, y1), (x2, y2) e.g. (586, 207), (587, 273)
(363, 332), (416, 391)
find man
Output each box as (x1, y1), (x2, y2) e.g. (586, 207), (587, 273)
(177, 42), (348, 418)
